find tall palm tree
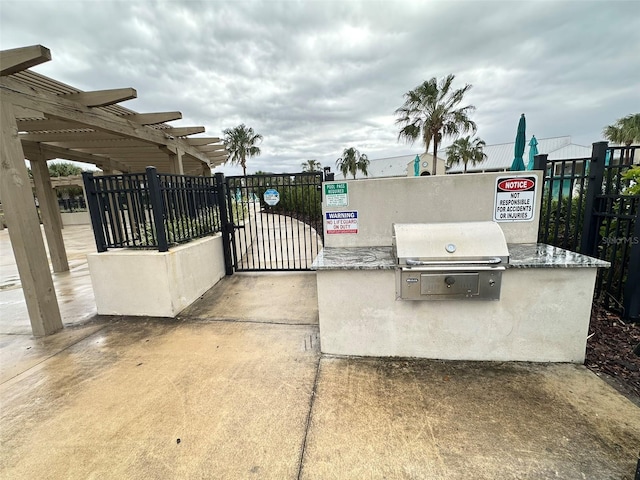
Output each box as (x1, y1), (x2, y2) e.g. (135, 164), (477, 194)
(336, 147), (369, 179)
(222, 124), (263, 176)
(603, 114), (640, 165)
(603, 114), (640, 146)
(446, 136), (487, 173)
(301, 159), (322, 172)
(395, 74), (476, 175)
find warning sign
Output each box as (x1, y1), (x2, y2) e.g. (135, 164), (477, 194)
(325, 183), (348, 207)
(494, 176), (537, 222)
(325, 211), (358, 234)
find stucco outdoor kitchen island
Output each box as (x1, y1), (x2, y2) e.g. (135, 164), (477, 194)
(312, 244), (609, 363)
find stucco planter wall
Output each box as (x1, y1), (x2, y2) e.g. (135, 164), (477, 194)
(60, 211), (90, 226)
(88, 233), (225, 317)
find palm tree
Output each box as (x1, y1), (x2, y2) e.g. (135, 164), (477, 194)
(336, 147), (369, 179)
(48, 162), (84, 177)
(603, 114), (640, 165)
(301, 159), (322, 172)
(395, 74), (476, 175)
(446, 136), (487, 173)
(603, 114), (640, 146)
(223, 124), (263, 176)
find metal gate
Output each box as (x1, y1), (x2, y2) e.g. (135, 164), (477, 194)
(221, 172), (324, 272)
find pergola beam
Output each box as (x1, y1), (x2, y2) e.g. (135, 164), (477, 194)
(19, 131), (122, 142)
(43, 139), (158, 149)
(119, 111), (182, 125)
(14, 105), (45, 119)
(60, 88), (137, 107)
(16, 118), (87, 132)
(163, 126), (205, 137)
(186, 137), (222, 146)
(23, 141), (132, 173)
(0, 45), (51, 76)
(206, 151), (228, 159)
(1, 77), (210, 164)
(197, 145), (226, 153)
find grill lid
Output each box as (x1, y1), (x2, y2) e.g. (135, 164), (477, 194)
(393, 222), (509, 265)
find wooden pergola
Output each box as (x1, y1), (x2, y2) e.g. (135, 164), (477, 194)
(0, 44), (228, 336)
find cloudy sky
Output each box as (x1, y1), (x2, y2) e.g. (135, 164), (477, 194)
(1, 0), (638, 175)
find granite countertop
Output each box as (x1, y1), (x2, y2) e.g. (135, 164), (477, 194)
(312, 244), (610, 270)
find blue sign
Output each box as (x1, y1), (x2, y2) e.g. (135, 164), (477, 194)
(263, 188), (280, 206)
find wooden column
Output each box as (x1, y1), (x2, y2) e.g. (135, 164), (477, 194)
(169, 149), (184, 175)
(30, 153), (69, 272)
(0, 101), (63, 336)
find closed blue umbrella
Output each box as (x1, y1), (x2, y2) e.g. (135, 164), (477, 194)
(413, 154), (420, 176)
(527, 135), (538, 170)
(510, 114), (526, 171)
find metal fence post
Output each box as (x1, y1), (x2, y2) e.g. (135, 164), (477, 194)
(82, 171), (107, 252)
(146, 166), (169, 252)
(579, 142), (608, 256)
(533, 154), (548, 172)
(215, 172), (234, 275)
(623, 206), (640, 321)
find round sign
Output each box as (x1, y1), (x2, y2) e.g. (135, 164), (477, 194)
(263, 188), (280, 206)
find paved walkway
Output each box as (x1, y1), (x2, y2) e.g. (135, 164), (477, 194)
(1, 226), (639, 479)
(234, 203), (322, 270)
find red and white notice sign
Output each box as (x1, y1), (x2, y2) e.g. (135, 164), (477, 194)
(494, 176), (537, 222)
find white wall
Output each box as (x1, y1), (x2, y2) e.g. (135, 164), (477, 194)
(88, 234), (226, 317)
(60, 211), (90, 226)
(323, 171), (542, 247)
(317, 267), (596, 363)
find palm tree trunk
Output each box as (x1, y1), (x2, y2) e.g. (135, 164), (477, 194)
(464, 161), (467, 174)
(432, 137), (439, 175)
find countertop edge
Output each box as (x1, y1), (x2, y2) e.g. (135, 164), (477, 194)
(312, 244), (611, 270)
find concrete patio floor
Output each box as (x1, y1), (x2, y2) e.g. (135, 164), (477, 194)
(1, 226), (639, 479)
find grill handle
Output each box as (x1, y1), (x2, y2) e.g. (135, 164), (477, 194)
(404, 257), (503, 266)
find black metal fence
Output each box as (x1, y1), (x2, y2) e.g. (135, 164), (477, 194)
(536, 142), (640, 321)
(225, 172), (324, 271)
(83, 167), (222, 252)
(58, 196), (87, 212)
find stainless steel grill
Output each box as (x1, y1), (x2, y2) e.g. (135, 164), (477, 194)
(393, 222), (509, 300)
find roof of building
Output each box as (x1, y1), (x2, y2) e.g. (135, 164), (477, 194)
(339, 153), (447, 179)
(447, 136), (591, 173)
(337, 136), (593, 179)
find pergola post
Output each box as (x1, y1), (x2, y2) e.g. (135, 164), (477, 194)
(30, 152), (69, 272)
(169, 148), (184, 175)
(0, 101), (63, 336)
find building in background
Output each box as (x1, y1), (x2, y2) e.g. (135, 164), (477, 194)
(446, 136), (591, 174)
(342, 136), (592, 180)
(338, 153), (447, 179)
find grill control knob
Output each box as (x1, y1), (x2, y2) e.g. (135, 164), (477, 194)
(489, 279), (496, 287)
(445, 276), (456, 287)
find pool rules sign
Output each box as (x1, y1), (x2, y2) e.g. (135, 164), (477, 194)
(494, 176), (537, 222)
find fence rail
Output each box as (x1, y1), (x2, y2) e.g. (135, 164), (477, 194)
(536, 142), (640, 321)
(83, 167), (222, 252)
(58, 197), (86, 212)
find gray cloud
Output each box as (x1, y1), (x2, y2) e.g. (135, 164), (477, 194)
(2, 0), (638, 175)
